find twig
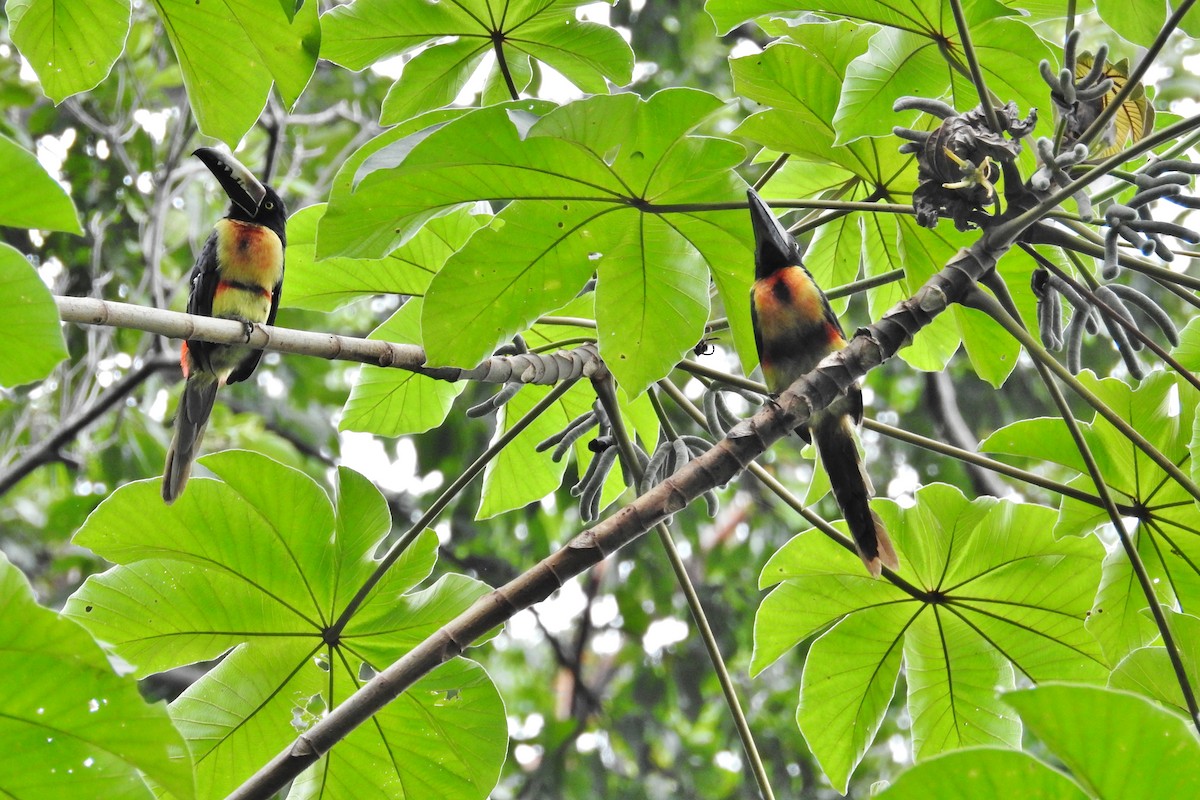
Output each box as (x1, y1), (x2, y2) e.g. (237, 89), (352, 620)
(0, 357), (176, 497)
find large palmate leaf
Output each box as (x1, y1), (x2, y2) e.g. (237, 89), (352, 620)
(149, 0), (320, 144)
(319, 89), (755, 396)
(7, 0), (131, 102)
(983, 372), (1200, 662)
(753, 484), (1105, 792)
(0, 552), (193, 800)
(65, 453), (506, 800)
(321, 0), (633, 124)
(0, 244), (69, 387)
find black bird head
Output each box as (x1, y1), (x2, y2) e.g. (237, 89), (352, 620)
(194, 147), (288, 243)
(747, 188), (803, 280)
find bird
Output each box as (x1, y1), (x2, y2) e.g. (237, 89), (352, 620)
(162, 147), (287, 504)
(747, 188), (898, 577)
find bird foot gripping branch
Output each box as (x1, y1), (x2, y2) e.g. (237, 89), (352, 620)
(161, 148), (288, 504)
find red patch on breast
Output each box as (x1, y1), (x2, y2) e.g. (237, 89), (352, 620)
(229, 221), (266, 252)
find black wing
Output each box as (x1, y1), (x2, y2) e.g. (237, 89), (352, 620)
(184, 231), (221, 372)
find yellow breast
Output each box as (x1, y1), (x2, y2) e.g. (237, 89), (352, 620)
(215, 219), (284, 287)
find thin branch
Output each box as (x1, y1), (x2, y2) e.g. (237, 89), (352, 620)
(55, 296), (603, 385)
(753, 154), (789, 190)
(0, 357), (176, 497)
(861, 417), (1119, 512)
(592, 374), (777, 800)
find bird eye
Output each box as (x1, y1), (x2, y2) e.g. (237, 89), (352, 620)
(264, 201), (274, 210)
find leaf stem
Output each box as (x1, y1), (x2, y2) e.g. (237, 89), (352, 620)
(948, 0), (1000, 133)
(592, 375), (777, 800)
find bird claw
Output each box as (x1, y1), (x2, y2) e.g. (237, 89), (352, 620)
(242, 321), (255, 342)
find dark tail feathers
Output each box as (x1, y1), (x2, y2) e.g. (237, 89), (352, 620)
(162, 375), (219, 504)
(813, 413), (900, 578)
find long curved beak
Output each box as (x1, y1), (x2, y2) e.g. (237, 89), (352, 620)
(747, 188), (799, 279)
(194, 147), (267, 215)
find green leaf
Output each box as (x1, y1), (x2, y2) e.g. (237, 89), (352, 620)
(876, 747), (1089, 800)
(284, 203), (487, 312)
(833, 28), (946, 145)
(986, 373), (1200, 658)
(906, 606), (1019, 756)
(797, 603), (909, 792)
(595, 213), (710, 396)
(65, 453), (505, 800)
(420, 198), (601, 371)
(379, 37), (491, 125)
(1006, 683), (1200, 799)
(150, 0), (320, 144)
(980, 416), (1089, 474)
(1109, 609), (1200, 716)
(1175, 316), (1200, 371)
(755, 485), (1105, 788)
(342, 298), (467, 436)
(1096, 0), (1165, 46)
(1088, 535), (1165, 664)
(323, 89), (753, 395)
(0, 551), (194, 800)
(322, 0), (632, 120)
(0, 243), (69, 387)
(0, 133), (82, 233)
(707, 0), (1013, 36)
(7, 0), (131, 103)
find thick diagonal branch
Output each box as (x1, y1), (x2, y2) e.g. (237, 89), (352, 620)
(226, 235), (1006, 800)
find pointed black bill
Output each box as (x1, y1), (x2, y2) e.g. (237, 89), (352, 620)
(747, 188), (801, 279)
(194, 147), (267, 216)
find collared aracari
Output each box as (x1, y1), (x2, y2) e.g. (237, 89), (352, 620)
(747, 189), (898, 577)
(161, 148), (287, 504)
